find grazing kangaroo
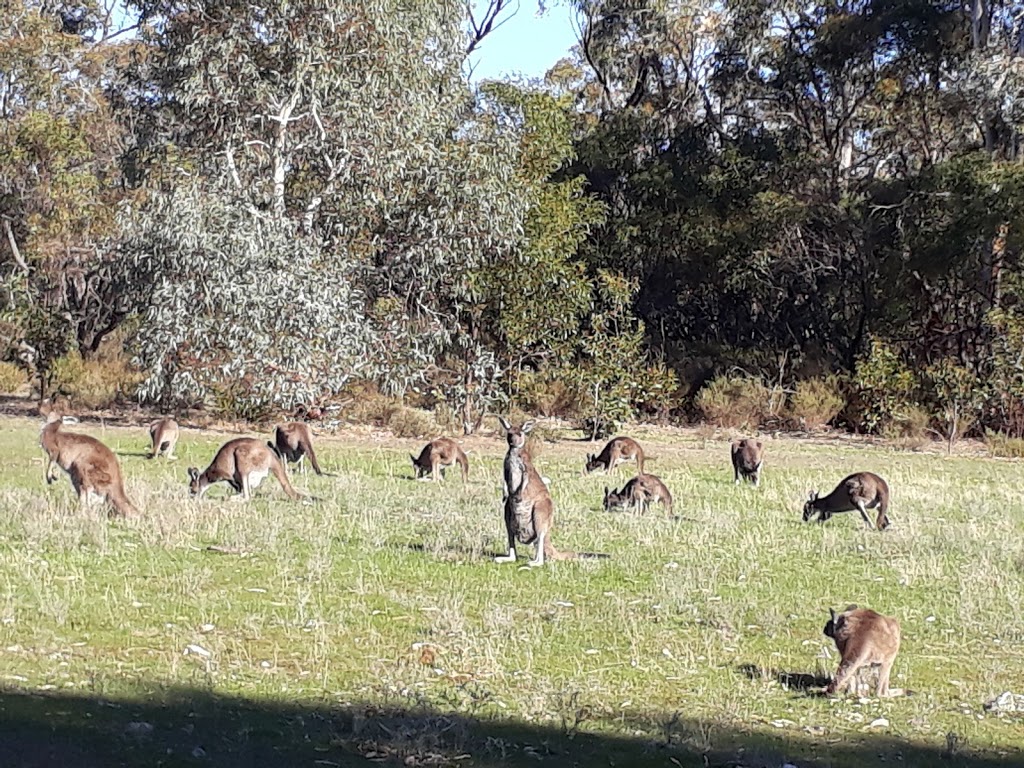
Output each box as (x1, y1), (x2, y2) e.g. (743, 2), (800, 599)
(411, 437), (469, 482)
(496, 417), (572, 567)
(40, 409), (138, 517)
(149, 417), (179, 460)
(823, 605), (902, 697)
(731, 439), (763, 486)
(188, 438), (300, 500)
(274, 421), (323, 475)
(603, 473), (673, 515)
(803, 472), (890, 530)
(585, 436), (645, 474)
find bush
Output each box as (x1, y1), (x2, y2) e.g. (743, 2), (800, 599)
(881, 403), (932, 449)
(386, 407), (437, 438)
(515, 371), (582, 419)
(0, 362), (29, 394)
(788, 376), (845, 430)
(985, 430), (1024, 458)
(695, 375), (773, 430)
(48, 349), (142, 410)
(851, 338), (918, 433)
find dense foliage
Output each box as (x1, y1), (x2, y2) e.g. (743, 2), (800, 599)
(2, 0), (1023, 437)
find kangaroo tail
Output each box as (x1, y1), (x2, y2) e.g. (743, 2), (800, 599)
(544, 539), (576, 561)
(109, 485), (139, 517)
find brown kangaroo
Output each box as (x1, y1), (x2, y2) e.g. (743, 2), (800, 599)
(823, 605), (902, 697)
(496, 417), (572, 567)
(274, 421), (323, 475)
(603, 473), (673, 515)
(803, 472), (890, 530)
(40, 409), (138, 517)
(411, 437), (469, 482)
(731, 439), (763, 486)
(149, 417), (179, 460)
(585, 436), (645, 474)
(188, 438), (300, 500)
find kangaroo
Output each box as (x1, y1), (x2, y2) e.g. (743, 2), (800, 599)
(603, 473), (673, 515)
(585, 436), (645, 474)
(411, 437), (469, 482)
(149, 417), (179, 460)
(496, 417), (572, 567)
(731, 438), (763, 486)
(803, 471), (890, 530)
(274, 421), (323, 475)
(823, 605), (902, 697)
(188, 438), (300, 500)
(40, 409), (138, 517)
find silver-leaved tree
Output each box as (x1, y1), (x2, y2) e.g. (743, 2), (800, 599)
(120, 0), (527, 414)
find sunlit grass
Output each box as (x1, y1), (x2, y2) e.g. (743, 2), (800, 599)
(0, 414), (1022, 766)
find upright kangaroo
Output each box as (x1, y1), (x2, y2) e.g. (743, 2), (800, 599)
(603, 473), (673, 515)
(803, 472), (890, 530)
(274, 422), (323, 475)
(411, 437), (469, 482)
(189, 438), (300, 500)
(585, 436), (645, 475)
(149, 417), (179, 460)
(40, 409), (138, 517)
(496, 417), (572, 567)
(823, 605), (902, 697)
(731, 439), (763, 486)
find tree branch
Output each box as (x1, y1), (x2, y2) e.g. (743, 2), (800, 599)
(2, 218), (29, 273)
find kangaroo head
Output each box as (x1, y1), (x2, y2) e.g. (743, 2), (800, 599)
(498, 416), (533, 449)
(187, 467), (203, 496)
(410, 454), (428, 478)
(584, 453), (603, 473)
(802, 490), (819, 521)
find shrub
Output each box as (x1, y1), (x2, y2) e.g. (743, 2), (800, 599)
(985, 430), (1024, 459)
(515, 371), (582, 419)
(48, 349), (142, 410)
(695, 375), (773, 430)
(880, 403), (932, 449)
(386, 407), (437, 438)
(788, 376), (845, 430)
(851, 338), (918, 433)
(0, 362), (29, 394)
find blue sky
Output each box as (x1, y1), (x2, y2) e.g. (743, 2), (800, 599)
(467, 1), (579, 82)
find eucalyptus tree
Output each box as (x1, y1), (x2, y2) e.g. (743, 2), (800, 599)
(121, 0), (528, 412)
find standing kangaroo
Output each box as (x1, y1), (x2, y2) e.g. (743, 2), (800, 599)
(189, 438), (300, 500)
(803, 472), (890, 530)
(496, 417), (572, 567)
(731, 439), (763, 486)
(411, 437), (469, 482)
(585, 436), (645, 475)
(40, 409), (138, 517)
(274, 422), (323, 476)
(603, 473), (673, 515)
(149, 417), (179, 460)
(823, 605), (902, 697)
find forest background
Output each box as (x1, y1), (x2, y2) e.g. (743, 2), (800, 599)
(3, 0), (1024, 449)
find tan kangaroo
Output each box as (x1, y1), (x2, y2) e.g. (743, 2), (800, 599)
(585, 436), (645, 474)
(603, 473), (673, 515)
(411, 437), (469, 482)
(803, 471), (890, 530)
(496, 417), (572, 567)
(274, 421), (323, 475)
(823, 605), (902, 697)
(149, 417), (179, 460)
(188, 438), (300, 500)
(731, 439), (763, 486)
(40, 409), (138, 517)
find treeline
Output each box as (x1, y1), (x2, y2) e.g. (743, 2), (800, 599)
(1, 1), (1023, 443)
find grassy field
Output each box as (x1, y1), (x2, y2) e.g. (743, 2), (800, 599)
(0, 408), (1022, 768)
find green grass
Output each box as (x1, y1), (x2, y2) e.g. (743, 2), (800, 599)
(0, 414), (1022, 767)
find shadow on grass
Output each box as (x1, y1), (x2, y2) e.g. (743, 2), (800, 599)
(738, 663), (831, 693)
(0, 684), (1019, 768)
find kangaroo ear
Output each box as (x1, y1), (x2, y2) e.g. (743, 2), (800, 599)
(830, 607), (837, 622)
(409, 454), (416, 463)
(187, 467), (199, 481)
(497, 416), (512, 431)
(808, 490), (817, 501)
(845, 603), (858, 612)
(521, 420), (535, 433)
